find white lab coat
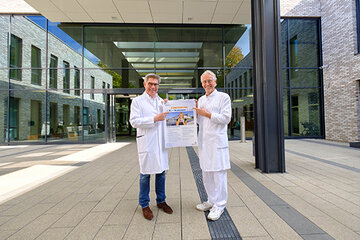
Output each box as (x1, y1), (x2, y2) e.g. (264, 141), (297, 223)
(129, 92), (169, 174)
(197, 89), (231, 171)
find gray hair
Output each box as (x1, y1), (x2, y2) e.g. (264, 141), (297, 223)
(201, 70), (217, 82)
(144, 73), (161, 83)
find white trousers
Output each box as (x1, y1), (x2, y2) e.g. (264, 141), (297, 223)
(202, 170), (228, 210)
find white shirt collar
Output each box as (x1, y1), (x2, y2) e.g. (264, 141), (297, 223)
(143, 91), (158, 101)
(206, 89), (218, 98)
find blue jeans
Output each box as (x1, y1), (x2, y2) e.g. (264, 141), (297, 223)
(139, 171), (166, 208)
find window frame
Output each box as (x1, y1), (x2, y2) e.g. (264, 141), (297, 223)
(31, 45), (42, 85)
(10, 34), (23, 81)
(49, 54), (58, 89)
(63, 61), (70, 94)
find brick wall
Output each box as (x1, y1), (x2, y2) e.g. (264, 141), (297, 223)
(320, 0), (359, 142)
(280, 0), (320, 17)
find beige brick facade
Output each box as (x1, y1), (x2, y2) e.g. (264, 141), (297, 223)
(281, 0), (321, 17)
(281, 0), (360, 142)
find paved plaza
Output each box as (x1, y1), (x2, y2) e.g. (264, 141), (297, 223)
(0, 139), (359, 240)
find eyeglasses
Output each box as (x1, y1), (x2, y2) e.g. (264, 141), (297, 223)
(147, 82), (159, 87)
(202, 80), (214, 84)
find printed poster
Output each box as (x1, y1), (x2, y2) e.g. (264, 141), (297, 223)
(163, 99), (198, 148)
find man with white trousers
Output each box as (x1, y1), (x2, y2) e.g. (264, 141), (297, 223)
(194, 70), (232, 220)
(130, 73), (173, 220)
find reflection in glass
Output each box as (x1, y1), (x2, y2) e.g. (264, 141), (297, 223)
(7, 90), (45, 142)
(0, 91), (7, 143)
(49, 54), (58, 89)
(290, 88), (321, 136)
(10, 34), (22, 81)
(283, 89), (290, 136)
(83, 93), (106, 142)
(291, 69), (320, 88)
(84, 26), (154, 68)
(31, 45), (42, 85)
(74, 67), (80, 96)
(63, 61), (70, 93)
(230, 90), (254, 139)
(288, 19), (319, 68)
(281, 19), (289, 68)
(224, 24), (251, 68)
(0, 16), (9, 68)
(47, 90), (82, 142)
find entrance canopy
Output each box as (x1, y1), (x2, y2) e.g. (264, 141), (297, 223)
(24, 0), (251, 24)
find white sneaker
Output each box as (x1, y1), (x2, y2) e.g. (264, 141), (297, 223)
(196, 202), (213, 211)
(207, 206), (224, 221)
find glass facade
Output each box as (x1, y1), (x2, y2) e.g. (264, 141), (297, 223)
(281, 18), (323, 137)
(0, 15), (323, 144)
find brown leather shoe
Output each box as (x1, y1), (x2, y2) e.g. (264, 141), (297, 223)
(142, 206), (153, 220)
(157, 202), (173, 214)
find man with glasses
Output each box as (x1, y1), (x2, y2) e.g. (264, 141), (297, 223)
(130, 73), (173, 220)
(194, 70), (232, 220)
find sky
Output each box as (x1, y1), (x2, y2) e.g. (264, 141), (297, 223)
(26, 16), (100, 64)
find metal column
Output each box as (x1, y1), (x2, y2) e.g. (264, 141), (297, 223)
(251, 0), (285, 173)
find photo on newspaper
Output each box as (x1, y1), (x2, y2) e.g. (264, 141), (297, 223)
(163, 99), (198, 148)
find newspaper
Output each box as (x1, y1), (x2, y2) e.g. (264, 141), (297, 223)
(163, 99), (198, 148)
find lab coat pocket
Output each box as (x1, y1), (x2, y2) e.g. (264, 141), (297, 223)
(215, 146), (230, 169)
(136, 135), (147, 153)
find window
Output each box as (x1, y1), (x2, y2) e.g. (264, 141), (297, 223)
(102, 81), (106, 102)
(83, 107), (89, 125)
(49, 54), (58, 89)
(74, 67), (80, 96)
(91, 76), (95, 99)
(9, 97), (19, 140)
(356, 0), (360, 53)
(10, 34), (22, 80)
(74, 106), (81, 125)
(63, 61), (70, 93)
(290, 35), (298, 77)
(31, 45), (42, 85)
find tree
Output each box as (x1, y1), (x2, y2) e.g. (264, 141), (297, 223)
(97, 62), (122, 88)
(216, 46), (244, 88)
(225, 46), (244, 68)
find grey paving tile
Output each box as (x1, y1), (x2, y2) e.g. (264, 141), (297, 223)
(0, 216), (12, 226)
(36, 227), (73, 240)
(1, 194), (48, 216)
(7, 214), (62, 240)
(94, 225), (128, 240)
(301, 233), (335, 240)
(104, 199), (138, 226)
(47, 193), (88, 214)
(92, 191), (125, 212)
(0, 203), (54, 231)
(271, 205), (324, 235)
(122, 223), (155, 240)
(153, 223), (181, 240)
(81, 186), (113, 202)
(64, 211), (111, 240)
(0, 229), (18, 239)
(52, 201), (97, 228)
